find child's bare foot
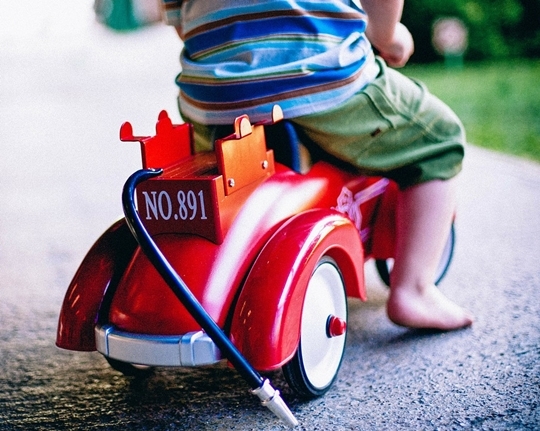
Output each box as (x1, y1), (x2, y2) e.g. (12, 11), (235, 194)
(386, 284), (474, 331)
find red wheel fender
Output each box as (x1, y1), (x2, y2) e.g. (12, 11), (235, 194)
(229, 209), (366, 371)
(56, 219), (138, 351)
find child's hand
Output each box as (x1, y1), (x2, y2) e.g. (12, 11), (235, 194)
(374, 23), (414, 68)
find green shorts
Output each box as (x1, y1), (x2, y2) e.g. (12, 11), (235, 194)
(183, 58), (465, 189)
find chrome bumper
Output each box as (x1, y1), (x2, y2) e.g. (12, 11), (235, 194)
(95, 324), (222, 367)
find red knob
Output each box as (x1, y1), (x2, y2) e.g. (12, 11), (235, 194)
(327, 315), (347, 337)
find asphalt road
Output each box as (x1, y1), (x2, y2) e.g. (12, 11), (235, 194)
(1, 5), (539, 430)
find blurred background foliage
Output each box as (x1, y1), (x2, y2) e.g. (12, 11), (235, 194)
(402, 0), (540, 62)
(400, 0), (540, 162)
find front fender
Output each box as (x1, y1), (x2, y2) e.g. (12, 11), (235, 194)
(229, 209), (365, 371)
(56, 219), (138, 351)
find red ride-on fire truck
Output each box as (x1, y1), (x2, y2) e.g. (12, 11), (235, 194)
(56, 106), (454, 426)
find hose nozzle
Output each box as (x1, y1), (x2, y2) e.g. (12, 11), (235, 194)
(252, 379), (298, 427)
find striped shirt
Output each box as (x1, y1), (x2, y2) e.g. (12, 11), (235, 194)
(161, 0), (378, 125)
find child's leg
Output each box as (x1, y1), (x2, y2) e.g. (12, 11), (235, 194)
(387, 176), (474, 330)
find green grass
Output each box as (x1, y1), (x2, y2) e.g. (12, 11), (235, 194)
(402, 60), (540, 163)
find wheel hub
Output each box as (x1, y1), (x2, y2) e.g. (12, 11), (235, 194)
(326, 315), (347, 338)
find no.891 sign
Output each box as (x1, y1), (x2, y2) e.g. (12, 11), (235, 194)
(136, 179), (223, 242)
(141, 189), (208, 222)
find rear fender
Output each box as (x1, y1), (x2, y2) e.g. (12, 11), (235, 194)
(56, 219), (138, 351)
(229, 209), (365, 371)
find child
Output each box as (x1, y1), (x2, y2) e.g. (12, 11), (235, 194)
(160, 0), (474, 330)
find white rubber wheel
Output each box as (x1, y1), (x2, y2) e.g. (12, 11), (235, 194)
(282, 256), (347, 397)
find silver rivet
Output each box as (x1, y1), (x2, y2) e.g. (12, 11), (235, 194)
(262, 160), (268, 169)
(228, 179), (235, 187)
